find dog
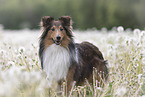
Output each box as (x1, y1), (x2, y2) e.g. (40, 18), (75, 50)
(39, 16), (108, 93)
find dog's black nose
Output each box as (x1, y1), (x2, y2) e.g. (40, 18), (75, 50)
(56, 36), (61, 40)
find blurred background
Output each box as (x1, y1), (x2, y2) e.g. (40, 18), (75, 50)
(0, 0), (145, 30)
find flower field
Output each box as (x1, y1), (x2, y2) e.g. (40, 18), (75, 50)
(0, 28), (145, 97)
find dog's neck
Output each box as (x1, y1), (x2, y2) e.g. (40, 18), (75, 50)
(43, 44), (71, 87)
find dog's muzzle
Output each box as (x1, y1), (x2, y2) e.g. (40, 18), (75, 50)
(52, 36), (62, 45)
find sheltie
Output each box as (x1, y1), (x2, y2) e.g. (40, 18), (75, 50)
(39, 16), (108, 92)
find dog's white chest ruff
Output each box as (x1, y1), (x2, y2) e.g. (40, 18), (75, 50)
(43, 44), (70, 85)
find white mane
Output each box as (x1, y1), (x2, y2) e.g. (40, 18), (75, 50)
(43, 44), (71, 87)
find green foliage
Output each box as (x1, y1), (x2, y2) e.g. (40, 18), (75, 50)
(0, 0), (145, 29)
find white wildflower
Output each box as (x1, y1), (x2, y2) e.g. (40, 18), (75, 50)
(117, 26), (124, 32)
(18, 47), (25, 53)
(7, 61), (15, 66)
(141, 31), (145, 36)
(0, 50), (6, 55)
(116, 86), (127, 96)
(133, 29), (141, 36)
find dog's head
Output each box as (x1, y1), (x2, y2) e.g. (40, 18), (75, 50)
(40, 16), (73, 46)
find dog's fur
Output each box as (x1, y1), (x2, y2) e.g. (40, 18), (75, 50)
(39, 16), (108, 92)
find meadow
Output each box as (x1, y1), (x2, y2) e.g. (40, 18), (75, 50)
(0, 27), (145, 97)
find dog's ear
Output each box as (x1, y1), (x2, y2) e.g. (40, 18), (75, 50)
(41, 16), (54, 27)
(58, 16), (72, 27)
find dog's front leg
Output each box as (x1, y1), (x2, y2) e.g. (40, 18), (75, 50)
(66, 64), (77, 95)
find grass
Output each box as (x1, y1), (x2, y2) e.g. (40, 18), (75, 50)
(0, 27), (145, 97)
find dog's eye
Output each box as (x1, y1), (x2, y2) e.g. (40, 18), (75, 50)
(60, 28), (63, 31)
(51, 28), (55, 31)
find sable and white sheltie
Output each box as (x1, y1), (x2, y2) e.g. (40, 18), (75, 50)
(39, 16), (108, 92)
